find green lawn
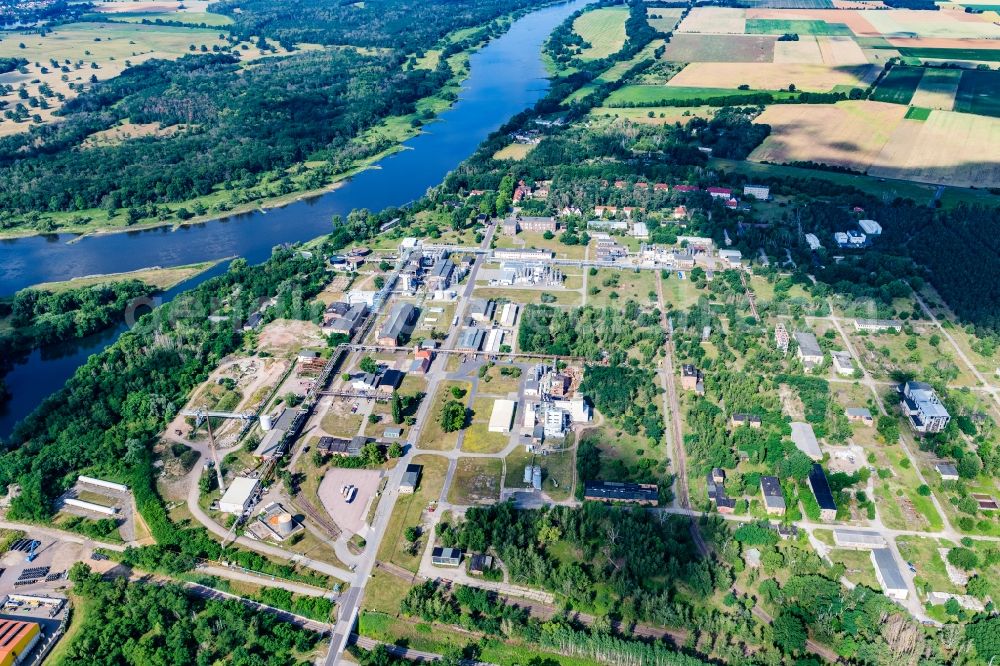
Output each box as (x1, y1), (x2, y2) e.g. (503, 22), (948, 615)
(447, 457), (502, 505)
(376, 454), (449, 571)
(745, 19), (853, 36)
(870, 66), (923, 105)
(606, 85), (798, 107)
(904, 106), (932, 121)
(572, 7), (629, 60)
(896, 536), (961, 594)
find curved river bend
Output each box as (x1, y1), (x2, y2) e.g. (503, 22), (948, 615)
(0, 0), (589, 436)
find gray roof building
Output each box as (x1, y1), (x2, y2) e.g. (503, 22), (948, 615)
(760, 476), (786, 513)
(871, 548), (908, 600)
(794, 331), (823, 367)
(431, 546), (463, 567)
(790, 422), (822, 460)
(378, 303), (417, 345)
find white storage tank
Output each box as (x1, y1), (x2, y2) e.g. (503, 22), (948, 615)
(260, 413), (274, 432)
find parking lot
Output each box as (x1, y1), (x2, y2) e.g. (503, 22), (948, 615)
(318, 468), (382, 535)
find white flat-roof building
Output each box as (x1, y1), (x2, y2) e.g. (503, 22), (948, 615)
(78, 476), (128, 493)
(805, 233), (822, 250)
(718, 249), (742, 268)
(871, 548), (908, 600)
(790, 422), (822, 460)
(901, 381), (950, 434)
(219, 477), (261, 515)
(65, 498), (117, 516)
(743, 184), (770, 200)
(858, 219), (882, 236)
(489, 399), (517, 433)
(833, 529), (886, 549)
(499, 303), (519, 328)
(483, 328), (505, 354)
(831, 351), (855, 376)
(854, 318), (902, 332)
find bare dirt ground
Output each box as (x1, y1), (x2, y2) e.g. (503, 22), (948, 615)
(778, 384), (807, 421)
(318, 468), (382, 535)
(667, 62), (878, 92)
(258, 320), (325, 358)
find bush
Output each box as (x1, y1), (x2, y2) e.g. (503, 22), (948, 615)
(947, 547), (979, 570)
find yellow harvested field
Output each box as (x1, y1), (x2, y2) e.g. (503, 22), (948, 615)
(864, 9), (1000, 39)
(749, 101), (908, 172)
(909, 68), (961, 111)
(82, 121), (183, 147)
(773, 37), (824, 64)
(572, 7), (629, 60)
(0, 22), (282, 136)
(676, 7), (746, 34)
(666, 62), (879, 92)
(816, 36), (869, 66)
(493, 143), (535, 161)
(868, 110), (1000, 188)
(646, 8), (683, 33)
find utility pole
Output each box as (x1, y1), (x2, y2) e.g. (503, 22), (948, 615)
(203, 409), (226, 493)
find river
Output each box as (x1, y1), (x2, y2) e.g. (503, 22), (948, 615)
(0, 0), (589, 437)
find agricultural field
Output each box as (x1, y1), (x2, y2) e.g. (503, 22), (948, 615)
(954, 69), (1000, 117)
(773, 37), (825, 64)
(572, 6), (629, 60)
(871, 65), (924, 104)
(666, 61), (878, 92)
(864, 9), (1000, 40)
(896, 47), (1000, 63)
(909, 68), (963, 110)
(745, 18), (853, 35)
(867, 109), (1000, 188)
(749, 100), (907, 171)
(646, 8), (683, 33)
(606, 84), (798, 106)
(676, 7), (747, 34)
(493, 143), (535, 161)
(663, 34), (777, 63)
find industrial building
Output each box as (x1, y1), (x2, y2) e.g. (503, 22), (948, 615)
(400, 464), (422, 494)
(831, 351), (855, 376)
(790, 422), (822, 460)
(807, 464), (837, 521)
(760, 476), (786, 516)
(871, 548), (908, 600)
(583, 481), (659, 506)
(936, 463), (959, 481)
(854, 318), (902, 332)
(377, 302), (417, 346)
(468, 299), (496, 323)
(794, 331), (823, 371)
(743, 184), (770, 200)
(846, 407), (874, 425)
(219, 477), (260, 515)
(488, 399), (517, 433)
(65, 498), (117, 516)
(0, 620), (40, 666)
(833, 529), (886, 549)
(499, 303), (519, 328)
(252, 502), (300, 541)
(317, 436), (363, 457)
(900, 381), (951, 434)
(431, 547), (463, 567)
(858, 219), (882, 236)
(78, 476), (128, 493)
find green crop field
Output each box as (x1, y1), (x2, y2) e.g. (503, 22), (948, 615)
(745, 19), (852, 36)
(606, 84), (798, 106)
(96, 11), (234, 26)
(572, 7), (629, 60)
(954, 69), (1000, 117)
(904, 106), (931, 121)
(896, 47), (1000, 62)
(871, 66), (923, 105)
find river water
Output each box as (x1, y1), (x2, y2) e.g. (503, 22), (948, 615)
(0, 0), (588, 437)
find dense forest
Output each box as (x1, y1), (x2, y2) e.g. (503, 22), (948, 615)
(61, 563), (322, 665)
(0, 50), (450, 227)
(0, 280), (154, 383)
(209, 0), (538, 50)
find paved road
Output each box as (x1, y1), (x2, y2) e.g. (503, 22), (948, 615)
(324, 220), (500, 666)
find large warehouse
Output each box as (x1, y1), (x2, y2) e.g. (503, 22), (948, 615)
(488, 399), (517, 433)
(219, 477), (261, 515)
(0, 620), (40, 666)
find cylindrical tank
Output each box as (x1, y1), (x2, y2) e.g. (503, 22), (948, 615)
(274, 512), (295, 537)
(260, 414), (274, 431)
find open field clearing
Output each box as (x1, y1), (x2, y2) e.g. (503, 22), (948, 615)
(749, 100), (907, 171)
(0, 22), (279, 136)
(28, 260), (219, 293)
(666, 61), (878, 91)
(774, 36), (825, 63)
(592, 105), (719, 125)
(709, 157), (1000, 208)
(868, 110), (1000, 188)
(493, 143), (535, 160)
(573, 7), (629, 60)
(646, 7), (683, 33)
(676, 7), (747, 34)
(606, 84), (799, 105)
(954, 68), (1000, 117)
(816, 35), (869, 64)
(864, 8), (1000, 39)
(909, 68), (962, 110)
(870, 65), (923, 104)
(663, 34), (777, 62)
(746, 18), (853, 35)
(745, 8), (879, 35)
(896, 46), (1000, 63)
(81, 121), (184, 147)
